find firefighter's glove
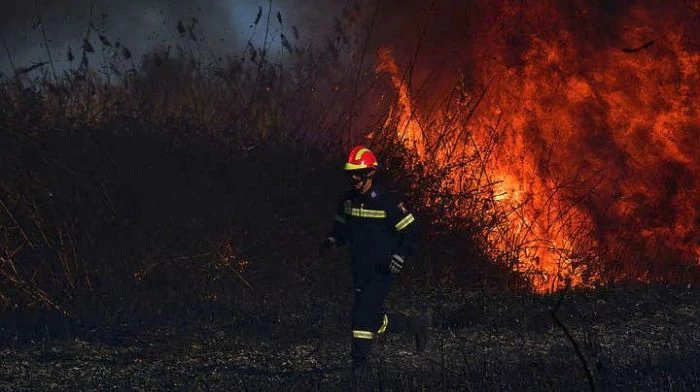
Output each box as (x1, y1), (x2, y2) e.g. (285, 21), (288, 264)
(389, 254), (405, 274)
(318, 237), (337, 257)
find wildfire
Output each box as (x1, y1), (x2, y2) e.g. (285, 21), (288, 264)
(375, 0), (699, 292)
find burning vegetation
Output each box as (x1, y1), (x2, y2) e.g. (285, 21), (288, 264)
(373, 0), (699, 291)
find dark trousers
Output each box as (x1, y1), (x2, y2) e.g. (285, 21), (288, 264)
(350, 266), (408, 366)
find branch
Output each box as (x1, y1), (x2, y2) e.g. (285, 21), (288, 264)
(551, 291), (597, 392)
(0, 31), (17, 76)
(34, 0), (58, 81)
(621, 41), (655, 53)
(0, 198), (35, 249)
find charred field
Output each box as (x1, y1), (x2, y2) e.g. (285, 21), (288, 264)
(1, 0), (699, 390)
(2, 285), (700, 391)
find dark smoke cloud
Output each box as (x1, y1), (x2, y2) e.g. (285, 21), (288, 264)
(0, 0), (346, 75)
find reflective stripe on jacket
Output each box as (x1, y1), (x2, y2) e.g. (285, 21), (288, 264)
(329, 184), (417, 269)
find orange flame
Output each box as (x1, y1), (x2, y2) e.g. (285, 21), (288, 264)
(376, 48), (426, 155)
(375, 1), (699, 292)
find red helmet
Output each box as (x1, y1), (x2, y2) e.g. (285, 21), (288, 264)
(344, 146), (378, 171)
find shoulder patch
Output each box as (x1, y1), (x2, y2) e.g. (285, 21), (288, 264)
(398, 202), (408, 214)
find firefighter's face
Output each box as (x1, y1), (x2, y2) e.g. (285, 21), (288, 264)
(347, 169), (373, 192)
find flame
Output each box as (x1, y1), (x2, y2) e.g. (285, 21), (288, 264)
(375, 1), (699, 292)
(376, 48), (426, 155)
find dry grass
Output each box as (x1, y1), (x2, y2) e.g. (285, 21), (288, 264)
(0, 5), (526, 319)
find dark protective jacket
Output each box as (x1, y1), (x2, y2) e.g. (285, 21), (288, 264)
(327, 183), (417, 280)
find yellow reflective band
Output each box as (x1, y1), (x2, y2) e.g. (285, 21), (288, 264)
(345, 162), (369, 170)
(344, 207), (387, 219)
(334, 214), (346, 223)
(352, 330), (374, 340)
(355, 148), (370, 161)
(377, 314), (388, 334)
(395, 214), (415, 231)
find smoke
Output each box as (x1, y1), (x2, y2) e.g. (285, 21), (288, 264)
(0, 0), (346, 76)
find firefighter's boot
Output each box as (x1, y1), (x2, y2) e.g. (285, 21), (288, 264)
(408, 309), (433, 353)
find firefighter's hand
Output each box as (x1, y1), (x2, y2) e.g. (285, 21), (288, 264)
(318, 237), (336, 257)
(389, 254), (404, 274)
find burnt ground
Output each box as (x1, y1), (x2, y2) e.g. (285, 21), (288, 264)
(1, 285), (699, 391)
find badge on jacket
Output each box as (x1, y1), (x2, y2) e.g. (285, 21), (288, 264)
(398, 202), (408, 214)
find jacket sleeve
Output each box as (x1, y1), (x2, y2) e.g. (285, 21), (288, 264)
(385, 193), (418, 258)
(327, 198), (350, 246)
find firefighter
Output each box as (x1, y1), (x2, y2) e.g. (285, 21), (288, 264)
(320, 145), (431, 375)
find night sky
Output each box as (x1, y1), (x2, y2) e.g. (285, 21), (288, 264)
(0, 0), (345, 74)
